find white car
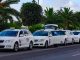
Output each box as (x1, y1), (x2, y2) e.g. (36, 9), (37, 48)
(0, 29), (34, 51)
(71, 31), (80, 43)
(51, 30), (73, 45)
(33, 30), (53, 48)
(33, 30), (73, 48)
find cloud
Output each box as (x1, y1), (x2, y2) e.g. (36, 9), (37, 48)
(37, 0), (70, 10)
(10, 0), (80, 12)
(37, 0), (80, 12)
(65, 0), (80, 12)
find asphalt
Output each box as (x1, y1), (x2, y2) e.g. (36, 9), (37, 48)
(0, 44), (80, 60)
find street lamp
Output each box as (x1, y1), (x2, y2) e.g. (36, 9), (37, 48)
(38, 0), (39, 4)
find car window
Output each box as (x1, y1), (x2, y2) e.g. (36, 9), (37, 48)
(51, 31), (65, 36)
(19, 31), (24, 36)
(33, 31), (48, 36)
(0, 31), (18, 37)
(51, 31), (59, 36)
(24, 30), (28, 34)
(73, 32), (80, 35)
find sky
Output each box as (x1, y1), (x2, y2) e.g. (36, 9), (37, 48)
(10, 0), (80, 12)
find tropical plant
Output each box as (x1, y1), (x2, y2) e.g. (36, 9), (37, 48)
(57, 7), (73, 29)
(0, 0), (21, 31)
(44, 8), (54, 24)
(29, 23), (44, 32)
(0, 0), (20, 23)
(21, 1), (42, 26)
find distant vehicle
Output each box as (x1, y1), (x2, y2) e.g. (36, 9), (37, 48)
(71, 31), (80, 43)
(51, 30), (73, 45)
(33, 30), (73, 48)
(0, 29), (34, 51)
(45, 24), (58, 30)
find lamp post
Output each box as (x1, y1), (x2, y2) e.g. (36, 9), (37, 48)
(38, 0), (39, 4)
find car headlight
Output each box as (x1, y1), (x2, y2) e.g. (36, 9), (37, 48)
(5, 40), (13, 43)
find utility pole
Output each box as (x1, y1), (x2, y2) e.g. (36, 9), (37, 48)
(32, 0), (36, 3)
(38, 0), (39, 4)
(32, 0), (39, 4)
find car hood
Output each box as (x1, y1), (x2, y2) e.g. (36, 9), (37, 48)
(34, 36), (48, 40)
(0, 36), (16, 40)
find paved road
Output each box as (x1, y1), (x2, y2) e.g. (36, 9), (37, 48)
(0, 44), (80, 60)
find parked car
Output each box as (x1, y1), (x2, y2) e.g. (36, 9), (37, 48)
(33, 30), (73, 48)
(33, 30), (53, 48)
(71, 31), (80, 43)
(51, 30), (73, 45)
(0, 29), (34, 51)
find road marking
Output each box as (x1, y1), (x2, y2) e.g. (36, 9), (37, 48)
(72, 53), (80, 56)
(0, 44), (80, 58)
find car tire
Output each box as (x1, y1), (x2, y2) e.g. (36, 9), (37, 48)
(13, 42), (19, 52)
(72, 38), (75, 44)
(79, 39), (80, 44)
(28, 41), (33, 50)
(64, 39), (67, 46)
(60, 41), (64, 46)
(44, 41), (48, 48)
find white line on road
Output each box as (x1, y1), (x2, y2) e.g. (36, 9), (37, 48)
(72, 53), (80, 56)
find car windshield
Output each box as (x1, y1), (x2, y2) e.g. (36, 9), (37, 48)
(51, 31), (66, 36)
(73, 32), (80, 35)
(0, 31), (18, 37)
(33, 31), (48, 36)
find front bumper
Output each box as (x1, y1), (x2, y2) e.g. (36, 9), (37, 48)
(0, 43), (14, 49)
(34, 42), (45, 47)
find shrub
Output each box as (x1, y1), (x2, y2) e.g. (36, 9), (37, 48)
(29, 24), (44, 33)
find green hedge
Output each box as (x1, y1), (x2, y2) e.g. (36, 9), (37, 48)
(29, 24), (44, 33)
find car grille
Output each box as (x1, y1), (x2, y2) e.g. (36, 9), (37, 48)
(0, 40), (4, 43)
(0, 45), (4, 48)
(34, 44), (39, 45)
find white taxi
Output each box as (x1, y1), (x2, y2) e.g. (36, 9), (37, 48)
(51, 30), (73, 45)
(33, 30), (73, 48)
(0, 29), (34, 51)
(33, 30), (53, 48)
(71, 31), (80, 43)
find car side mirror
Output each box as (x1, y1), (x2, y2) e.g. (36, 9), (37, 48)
(20, 34), (24, 37)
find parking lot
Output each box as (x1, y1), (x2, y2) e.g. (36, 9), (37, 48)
(0, 44), (80, 60)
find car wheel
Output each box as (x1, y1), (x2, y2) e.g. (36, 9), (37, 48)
(13, 42), (19, 52)
(28, 41), (33, 50)
(44, 41), (48, 48)
(64, 39), (67, 46)
(60, 41), (64, 46)
(79, 39), (80, 44)
(72, 38), (75, 44)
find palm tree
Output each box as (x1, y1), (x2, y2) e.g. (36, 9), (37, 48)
(44, 8), (56, 24)
(0, 0), (20, 23)
(57, 7), (73, 29)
